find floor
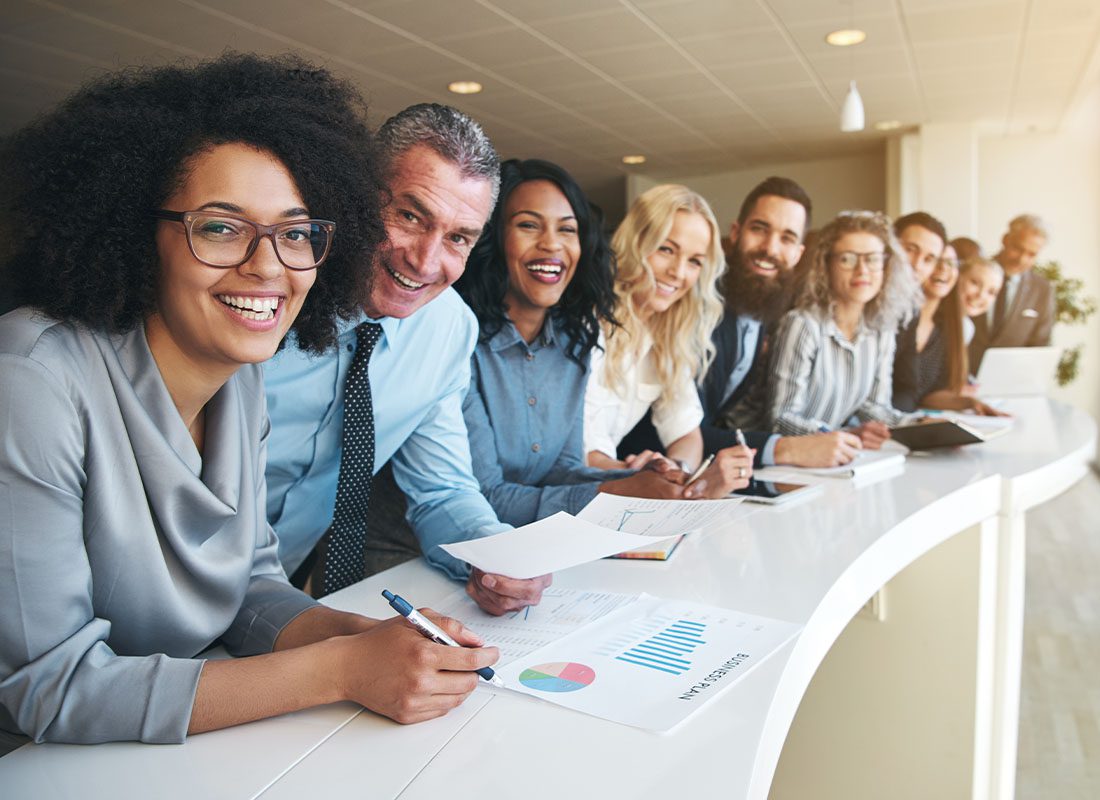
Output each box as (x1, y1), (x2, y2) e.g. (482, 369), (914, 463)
(1015, 467), (1100, 798)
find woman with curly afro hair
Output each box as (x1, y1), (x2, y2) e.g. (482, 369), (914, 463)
(0, 53), (497, 754)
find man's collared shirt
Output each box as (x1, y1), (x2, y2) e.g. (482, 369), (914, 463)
(988, 271), (1022, 329)
(721, 315), (761, 409)
(264, 288), (507, 581)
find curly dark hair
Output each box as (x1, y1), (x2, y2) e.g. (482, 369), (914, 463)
(0, 52), (384, 353)
(454, 158), (616, 364)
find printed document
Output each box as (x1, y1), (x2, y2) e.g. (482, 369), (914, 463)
(436, 586), (641, 664)
(492, 594), (802, 732)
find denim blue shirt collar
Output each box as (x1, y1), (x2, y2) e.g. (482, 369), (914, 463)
(486, 313), (559, 354)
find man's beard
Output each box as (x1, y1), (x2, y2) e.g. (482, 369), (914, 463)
(723, 245), (796, 323)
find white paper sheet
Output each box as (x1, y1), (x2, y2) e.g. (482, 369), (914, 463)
(492, 594), (802, 733)
(435, 586), (641, 665)
(755, 447), (905, 480)
(439, 511), (680, 578)
(575, 494), (751, 536)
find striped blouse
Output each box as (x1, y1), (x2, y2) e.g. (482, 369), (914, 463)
(765, 306), (910, 435)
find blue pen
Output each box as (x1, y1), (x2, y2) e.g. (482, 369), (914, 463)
(381, 589), (504, 688)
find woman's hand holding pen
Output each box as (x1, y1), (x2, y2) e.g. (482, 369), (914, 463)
(683, 444), (753, 499)
(329, 610), (498, 724)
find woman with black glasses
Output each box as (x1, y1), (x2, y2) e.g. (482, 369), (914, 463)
(756, 211), (922, 445)
(0, 53), (495, 754)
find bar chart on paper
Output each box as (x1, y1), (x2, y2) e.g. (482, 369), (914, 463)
(495, 596), (802, 731)
(614, 618), (707, 676)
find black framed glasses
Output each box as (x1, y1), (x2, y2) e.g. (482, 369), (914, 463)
(830, 250), (886, 272)
(153, 210), (336, 270)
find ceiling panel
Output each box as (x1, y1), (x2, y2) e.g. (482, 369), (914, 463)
(482, 0), (624, 24)
(0, 0), (1095, 207)
(676, 28), (796, 70)
(626, 0), (774, 39)
(427, 28), (563, 67)
(904, 2), (1025, 41)
(529, 7), (666, 55)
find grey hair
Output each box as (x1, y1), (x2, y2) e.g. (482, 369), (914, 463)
(377, 103), (500, 205)
(797, 210), (922, 333)
(1006, 213), (1049, 241)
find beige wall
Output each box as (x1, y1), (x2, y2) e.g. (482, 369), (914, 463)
(975, 89), (1100, 423)
(626, 148), (887, 234)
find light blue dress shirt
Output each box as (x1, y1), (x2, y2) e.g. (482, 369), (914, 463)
(721, 316), (761, 408)
(462, 317), (627, 527)
(264, 289), (508, 580)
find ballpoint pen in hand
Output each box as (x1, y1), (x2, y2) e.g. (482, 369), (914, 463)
(685, 453), (715, 488)
(735, 428), (748, 448)
(381, 589), (505, 688)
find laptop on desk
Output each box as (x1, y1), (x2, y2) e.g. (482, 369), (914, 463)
(974, 346), (1061, 397)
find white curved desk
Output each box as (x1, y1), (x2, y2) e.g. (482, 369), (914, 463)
(0, 399), (1094, 800)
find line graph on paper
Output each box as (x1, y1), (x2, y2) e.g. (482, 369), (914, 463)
(615, 508), (656, 531)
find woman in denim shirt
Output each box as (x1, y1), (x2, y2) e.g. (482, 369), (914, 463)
(455, 159), (689, 527)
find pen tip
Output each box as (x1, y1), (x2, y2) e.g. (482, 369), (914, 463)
(490, 675), (506, 689)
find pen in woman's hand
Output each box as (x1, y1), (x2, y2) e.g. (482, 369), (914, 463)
(382, 589), (504, 687)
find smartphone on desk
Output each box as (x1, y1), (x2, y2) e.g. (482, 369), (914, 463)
(732, 478), (822, 505)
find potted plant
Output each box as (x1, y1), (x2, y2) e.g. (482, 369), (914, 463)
(1034, 260), (1098, 385)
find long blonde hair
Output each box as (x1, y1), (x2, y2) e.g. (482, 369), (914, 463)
(604, 184), (725, 397)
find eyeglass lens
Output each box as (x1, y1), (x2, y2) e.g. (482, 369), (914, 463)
(188, 213), (330, 269)
(833, 251), (885, 271)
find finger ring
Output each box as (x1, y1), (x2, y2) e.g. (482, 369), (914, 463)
(738, 467), (746, 478)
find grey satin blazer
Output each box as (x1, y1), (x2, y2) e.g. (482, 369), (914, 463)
(0, 308), (318, 753)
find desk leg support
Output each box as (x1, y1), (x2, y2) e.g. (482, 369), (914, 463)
(770, 519), (1000, 800)
(984, 510), (1026, 800)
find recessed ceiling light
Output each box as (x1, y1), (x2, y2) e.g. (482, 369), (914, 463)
(825, 29), (867, 46)
(447, 80), (483, 95)
(874, 120), (902, 131)
(622, 155), (646, 165)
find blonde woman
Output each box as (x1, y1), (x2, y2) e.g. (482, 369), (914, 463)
(583, 184), (752, 497)
(764, 211), (922, 446)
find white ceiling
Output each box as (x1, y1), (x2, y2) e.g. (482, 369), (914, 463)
(2, 0), (1099, 213)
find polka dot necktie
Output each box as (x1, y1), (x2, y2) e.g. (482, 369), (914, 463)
(317, 322), (383, 597)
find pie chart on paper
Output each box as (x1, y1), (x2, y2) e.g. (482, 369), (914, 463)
(518, 662), (596, 693)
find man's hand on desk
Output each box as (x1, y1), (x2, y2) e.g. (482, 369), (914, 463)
(466, 568), (552, 616)
(333, 610), (498, 724)
(774, 431), (862, 468)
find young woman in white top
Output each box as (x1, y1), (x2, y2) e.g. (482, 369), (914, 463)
(583, 184), (752, 496)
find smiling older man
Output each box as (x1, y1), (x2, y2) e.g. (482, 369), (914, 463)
(264, 104), (550, 614)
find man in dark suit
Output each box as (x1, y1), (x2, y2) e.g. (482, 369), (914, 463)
(619, 177), (863, 468)
(969, 214), (1055, 369)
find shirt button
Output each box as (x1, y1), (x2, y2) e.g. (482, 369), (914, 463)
(346, 344), (354, 352)
(525, 352), (535, 361)
(527, 396), (537, 406)
(531, 443), (540, 453)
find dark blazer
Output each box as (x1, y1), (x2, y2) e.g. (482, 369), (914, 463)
(969, 269), (1055, 369)
(617, 311), (771, 464)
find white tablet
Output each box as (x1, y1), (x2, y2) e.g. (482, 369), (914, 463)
(975, 346), (1061, 397)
